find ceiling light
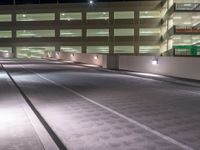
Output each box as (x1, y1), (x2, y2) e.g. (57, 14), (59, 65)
(183, 22), (192, 25)
(173, 16), (182, 19)
(192, 16), (200, 19)
(184, 3), (192, 7)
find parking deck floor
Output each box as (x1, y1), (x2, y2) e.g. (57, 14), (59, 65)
(1, 59), (200, 150)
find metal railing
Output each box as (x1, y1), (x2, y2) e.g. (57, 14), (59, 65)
(174, 26), (200, 34)
(175, 3), (200, 11)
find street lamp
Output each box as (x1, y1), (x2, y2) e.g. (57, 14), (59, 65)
(89, 0), (94, 5)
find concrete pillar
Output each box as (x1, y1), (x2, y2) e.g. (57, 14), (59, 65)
(55, 12), (60, 51)
(12, 46), (16, 58)
(109, 11), (114, 54)
(11, 13), (17, 58)
(134, 11), (140, 55)
(55, 12), (60, 52)
(12, 13), (16, 39)
(82, 11), (87, 53)
(55, 45), (60, 52)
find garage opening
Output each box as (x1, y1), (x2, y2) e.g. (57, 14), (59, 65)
(16, 46), (55, 58)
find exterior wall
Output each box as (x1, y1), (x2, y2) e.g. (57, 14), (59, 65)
(0, 1), (162, 57)
(119, 55), (200, 80)
(162, 0), (200, 56)
(46, 51), (200, 80)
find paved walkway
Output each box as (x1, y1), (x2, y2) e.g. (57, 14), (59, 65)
(1, 59), (200, 150)
(5, 61), (200, 150)
(0, 65), (44, 150)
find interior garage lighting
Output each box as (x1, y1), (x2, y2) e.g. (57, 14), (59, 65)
(192, 16), (200, 19)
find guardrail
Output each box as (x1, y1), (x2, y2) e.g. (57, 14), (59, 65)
(174, 26), (200, 34)
(175, 3), (200, 11)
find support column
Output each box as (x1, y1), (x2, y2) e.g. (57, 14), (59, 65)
(134, 11), (140, 55)
(55, 45), (60, 52)
(55, 12), (60, 52)
(109, 11), (114, 55)
(12, 13), (16, 39)
(12, 13), (16, 58)
(82, 11), (87, 53)
(12, 46), (16, 58)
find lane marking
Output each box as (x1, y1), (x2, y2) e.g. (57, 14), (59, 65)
(2, 64), (67, 150)
(19, 64), (194, 150)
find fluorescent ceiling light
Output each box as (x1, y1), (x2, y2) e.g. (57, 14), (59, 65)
(183, 22), (192, 25)
(183, 4), (192, 7)
(192, 16), (200, 19)
(173, 16), (182, 19)
(61, 33), (73, 35)
(184, 40), (191, 42)
(173, 37), (181, 40)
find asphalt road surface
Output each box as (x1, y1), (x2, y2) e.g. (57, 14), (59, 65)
(1, 59), (200, 150)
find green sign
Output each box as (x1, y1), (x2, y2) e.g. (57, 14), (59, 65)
(173, 45), (200, 56)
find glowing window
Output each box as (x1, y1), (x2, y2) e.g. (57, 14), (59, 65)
(60, 29), (82, 37)
(87, 46), (109, 53)
(0, 31), (12, 38)
(60, 46), (81, 53)
(0, 47), (12, 52)
(16, 13), (55, 21)
(60, 12), (82, 21)
(114, 29), (134, 36)
(0, 14), (12, 22)
(140, 28), (160, 36)
(87, 29), (109, 37)
(87, 12), (109, 20)
(114, 46), (134, 54)
(139, 46), (160, 53)
(114, 11), (134, 19)
(17, 46), (55, 58)
(17, 30), (55, 38)
(140, 11), (160, 18)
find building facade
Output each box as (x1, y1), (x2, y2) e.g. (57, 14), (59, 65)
(0, 0), (199, 58)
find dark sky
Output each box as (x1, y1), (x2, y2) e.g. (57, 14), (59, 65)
(0, 0), (134, 5)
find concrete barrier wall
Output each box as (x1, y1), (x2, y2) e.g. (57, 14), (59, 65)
(45, 52), (109, 68)
(0, 52), (14, 58)
(119, 55), (200, 80)
(66, 53), (106, 67)
(45, 51), (200, 80)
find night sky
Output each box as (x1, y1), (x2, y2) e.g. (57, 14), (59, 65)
(0, 0), (134, 5)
